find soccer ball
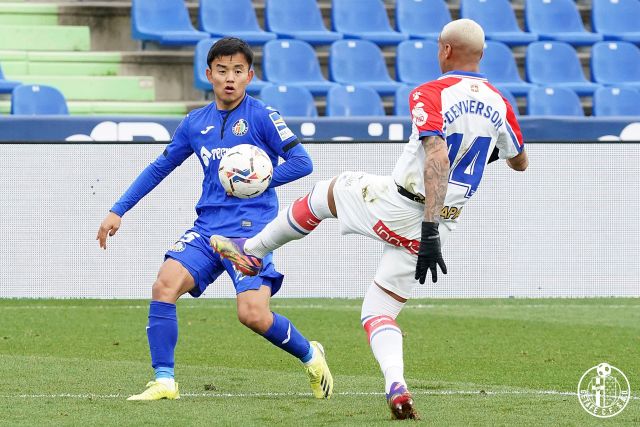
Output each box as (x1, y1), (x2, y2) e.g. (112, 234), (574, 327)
(218, 144), (273, 198)
(597, 363), (612, 377)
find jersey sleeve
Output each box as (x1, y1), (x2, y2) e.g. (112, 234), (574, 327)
(409, 85), (445, 139)
(260, 108), (299, 155)
(161, 114), (194, 167)
(495, 97), (524, 159)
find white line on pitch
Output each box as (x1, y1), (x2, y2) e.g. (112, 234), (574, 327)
(0, 390), (638, 400)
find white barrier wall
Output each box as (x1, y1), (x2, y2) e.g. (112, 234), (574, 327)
(0, 142), (638, 298)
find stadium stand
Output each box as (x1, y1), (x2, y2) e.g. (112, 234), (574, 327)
(591, 41), (640, 90)
(199, 0), (276, 45)
(527, 86), (584, 116)
(480, 41), (535, 96)
(526, 41), (601, 96)
(326, 84), (385, 117)
(265, 0), (342, 45)
(395, 0), (451, 41)
(0, 63), (20, 93)
(260, 85), (318, 117)
(592, 0), (640, 43)
(394, 84), (413, 117)
(131, 0), (208, 48)
(460, 0), (537, 46)
(330, 39), (402, 95)
(331, 0), (407, 45)
(10, 83), (69, 115)
(592, 86), (640, 117)
(525, 0), (602, 46)
(396, 40), (441, 87)
(263, 39), (337, 95)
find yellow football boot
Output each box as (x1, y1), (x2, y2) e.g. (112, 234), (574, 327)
(304, 341), (333, 399)
(127, 381), (180, 401)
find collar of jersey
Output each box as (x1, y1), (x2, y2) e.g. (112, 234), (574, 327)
(439, 70), (487, 80)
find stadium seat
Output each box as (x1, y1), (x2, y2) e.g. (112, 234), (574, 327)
(11, 84), (69, 115)
(259, 85), (318, 117)
(193, 38), (270, 95)
(526, 42), (601, 96)
(265, 0), (342, 45)
(330, 40), (402, 95)
(396, 40), (441, 87)
(394, 84), (413, 117)
(525, 0), (603, 46)
(0, 63), (20, 94)
(593, 87), (640, 116)
(326, 85), (385, 117)
(480, 41), (535, 96)
(493, 85), (520, 116)
(395, 0), (451, 41)
(199, 0), (276, 45)
(592, 0), (640, 44)
(460, 0), (537, 46)
(591, 41), (640, 91)
(131, 0), (208, 47)
(263, 40), (337, 95)
(332, 0), (408, 45)
(527, 86), (584, 116)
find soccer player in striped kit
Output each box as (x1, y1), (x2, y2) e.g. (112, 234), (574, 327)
(211, 20), (528, 419)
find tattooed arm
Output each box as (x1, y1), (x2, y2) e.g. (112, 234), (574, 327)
(414, 135), (449, 284)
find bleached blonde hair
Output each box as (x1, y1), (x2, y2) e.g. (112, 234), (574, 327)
(440, 19), (485, 54)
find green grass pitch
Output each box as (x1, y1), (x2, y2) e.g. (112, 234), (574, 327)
(0, 298), (638, 426)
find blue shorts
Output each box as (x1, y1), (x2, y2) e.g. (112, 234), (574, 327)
(165, 229), (283, 298)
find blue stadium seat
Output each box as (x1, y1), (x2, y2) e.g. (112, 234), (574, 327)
(591, 41), (640, 91)
(263, 40), (337, 95)
(193, 38), (270, 95)
(11, 84), (69, 115)
(527, 86), (584, 116)
(526, 42), (601, 95)
(0, 64), (20, 94)
(525, 0), (603, 46)
(326, 85), (385, 117)
(199, 0), (276, 45)
(259, 85), (318, 117)
(394, 84), (414, 117)
(493, 85), (520, 116)
(481, 41), (535, 96)
(330, 40), (402, 95)
(396, 40), (441, 86)
(131, 0), (209, 47)
(460, 0), (537, 46)
(265, 0), (342, 45)
(592, 0), (640, 44)
(332, 0), (408, 45)
(593, 86), (640, 116)
(396, 0), (451, 41)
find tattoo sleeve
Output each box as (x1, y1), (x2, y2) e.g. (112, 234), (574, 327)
(422, 136), (450, 222)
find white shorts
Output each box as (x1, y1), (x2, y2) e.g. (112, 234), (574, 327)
(332, 171), (452, 299)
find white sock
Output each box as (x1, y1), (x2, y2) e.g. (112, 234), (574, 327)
(361, 282), (406, 394)
(156, 378), (175, 390)
(246, 179), (335, 258)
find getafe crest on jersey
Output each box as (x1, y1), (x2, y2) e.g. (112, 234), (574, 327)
(269, 111), (295, 141)
(232, 119), (249, 136)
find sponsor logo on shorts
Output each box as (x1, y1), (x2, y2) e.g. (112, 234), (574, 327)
(169, 241), (186, 252)
(373, 220), (420, 255)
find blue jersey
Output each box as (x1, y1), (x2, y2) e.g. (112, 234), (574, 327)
(111, 95), (312, 238)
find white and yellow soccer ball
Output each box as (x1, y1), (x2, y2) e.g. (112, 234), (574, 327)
(218, 144), (273, 199)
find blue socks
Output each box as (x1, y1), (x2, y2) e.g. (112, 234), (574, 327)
(262, 312), (313, 363)
(147, 301), (177, 380)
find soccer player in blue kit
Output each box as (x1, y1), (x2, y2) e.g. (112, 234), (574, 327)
(96, 37), (333, 401)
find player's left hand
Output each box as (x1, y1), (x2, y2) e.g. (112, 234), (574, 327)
(415, 221), (447, 284)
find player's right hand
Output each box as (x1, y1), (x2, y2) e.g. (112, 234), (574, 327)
(96, 211), (122, 250)
(415, 221), (447, 284)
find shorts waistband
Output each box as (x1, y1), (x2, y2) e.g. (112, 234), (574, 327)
(396, 184), (425, 204)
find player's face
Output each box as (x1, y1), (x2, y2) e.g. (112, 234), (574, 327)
(206, 53), (254, 110)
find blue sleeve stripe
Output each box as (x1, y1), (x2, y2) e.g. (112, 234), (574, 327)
(419, 130), (444, 138)
(505, 122), (523, 153)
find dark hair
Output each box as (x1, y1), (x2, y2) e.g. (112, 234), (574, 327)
(207, 37), (254, 68)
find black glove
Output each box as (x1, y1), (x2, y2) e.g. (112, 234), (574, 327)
(415, 221), (447, 284)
